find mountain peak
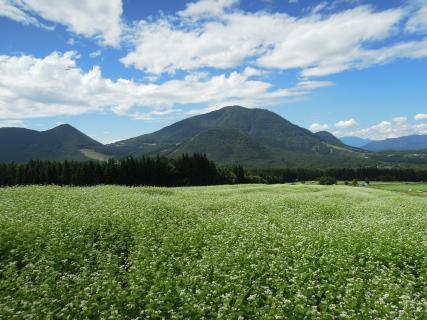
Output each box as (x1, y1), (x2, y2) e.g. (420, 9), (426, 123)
(0, 123), (108, 162)
(49, 123), (77, 131)
(110, 105), (356, 165)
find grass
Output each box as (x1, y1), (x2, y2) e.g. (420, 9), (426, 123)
(0, 184), (426, 319)
(79, 148), (111, 161)
(370, 182), (427, 196)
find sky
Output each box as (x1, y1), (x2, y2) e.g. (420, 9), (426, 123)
(0, 0), (426, 143)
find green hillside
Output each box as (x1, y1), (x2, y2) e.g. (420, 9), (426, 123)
(109, 106), (375, 167)
(0, 124), (111, 162)
(315, 131), (345, 146)
(170, 128), (270, 163)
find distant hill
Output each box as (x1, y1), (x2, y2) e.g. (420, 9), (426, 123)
(0, 124), (111, 162)
(340, 136), (372, 148)
(315, 131), (345, 146)
(109, 106), (374, 168)
(362, 135), (427, 151)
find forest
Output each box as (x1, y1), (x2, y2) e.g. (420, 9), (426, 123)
(1, 154), (426, 187)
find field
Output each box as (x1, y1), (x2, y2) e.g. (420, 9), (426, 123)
(0, 185), (426, 319)
(370, 182), (427, 197)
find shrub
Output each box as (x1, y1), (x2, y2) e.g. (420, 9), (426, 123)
(351, 179), (359, 186)
(318, 176), (337, 185)
(245, 175), (266, 184)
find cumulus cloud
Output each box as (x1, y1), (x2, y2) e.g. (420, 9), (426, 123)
(0, 52), (331, 119)
(415, 113), (427, 120)
(0, 0), (123, 46)
(309, 123), (330, 132)
(121, 3), (427, 77)
(334, 116), (427, 140)
(335, 118), (357, 129)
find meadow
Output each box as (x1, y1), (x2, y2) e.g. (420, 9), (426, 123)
(0, 184), (426, 319)
(370, 182), (427, 197)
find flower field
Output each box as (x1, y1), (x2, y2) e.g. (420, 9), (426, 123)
(0, 184), (426, 319)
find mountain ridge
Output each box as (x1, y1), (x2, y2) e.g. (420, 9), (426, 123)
(1, 106), (427, 168)
(362, 134), (427, 151)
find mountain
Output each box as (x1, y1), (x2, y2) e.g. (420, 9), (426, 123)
(340, 136), (372, 148)
(362, 135), (427, 152)
(3, 106), (427, 168)
(0, 124), (111, 162)
(109, 106), (373, 168)
(111, 106), (321, 154)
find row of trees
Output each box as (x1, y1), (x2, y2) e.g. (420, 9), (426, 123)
(249, 167), (427, 183)
(0, 154), (245, 187)
(0, 154), (426, 187)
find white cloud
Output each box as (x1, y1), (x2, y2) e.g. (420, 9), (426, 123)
(415, 113), (427, 120)
(301, 37), (427, 77)
(257, 6), (405, 73)
(122, 3), (427, 78)
(310, 2), (328, 15)
(120, 15), (263, 74)
(0, 0), (38, 25)
(0, 119), (25, 128)
(66, 38), (76, 46)
(335, 118), (357, 128)
(89, 50), (102, 58)
(0, 0), (123, 47)
(309, 123), (330, 132)
(334, 116), (427, 140)
(178, 0), (238, 18)
(0, 52), (331, 119)
(406, 0), (427, 33)
(242, 67), (269, 77)
(131, 108), (182, 121)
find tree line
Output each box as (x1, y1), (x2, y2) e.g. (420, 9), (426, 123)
(0, 154), (426, 187)
(0, 154), (245, 187)
(248, 167), (427, 184)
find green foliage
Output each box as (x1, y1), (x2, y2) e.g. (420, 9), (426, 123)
(0, 185), (425, 318)
(351, 179), (359, 186)
(318, 176), (337, 185)
(0, 154), (227, 187)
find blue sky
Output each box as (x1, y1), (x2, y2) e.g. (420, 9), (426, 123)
(0, 0), (426, 142)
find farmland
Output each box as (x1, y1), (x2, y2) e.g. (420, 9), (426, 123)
(0, 184), (426, 319)
(370, 182), (427, 197)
